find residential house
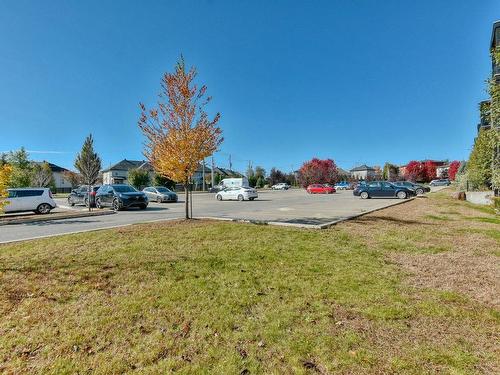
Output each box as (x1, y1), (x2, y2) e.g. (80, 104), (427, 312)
(350, 164), (377, 180)
(337, 167), (350, 180)
(398, 165), (407, 178)
(102, 159), (154, 185)
(46, 162), (72, 193)
(436, 164), (450, 178)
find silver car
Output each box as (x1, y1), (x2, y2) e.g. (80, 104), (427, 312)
(142, 186), (178, 203)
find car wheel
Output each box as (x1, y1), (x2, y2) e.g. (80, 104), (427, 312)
(238, 194), (244, 201)
(112, 199), (120, 211)
(360, 191), (369, 199)
(96, 198), (103, 209)
(416, 188), (424, 195)
(68, 197), (75, 207)
(216, 194), (222, 201)
(249, 197), (255, 201)
(397, 191), (407, 199)
(157, 196), (162, 203)
(36, 203), (52, 214)
(140, 204), (147, 210)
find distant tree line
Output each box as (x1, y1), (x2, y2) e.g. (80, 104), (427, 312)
(0, 147), (56, 191)
(246, 165), (297, 188)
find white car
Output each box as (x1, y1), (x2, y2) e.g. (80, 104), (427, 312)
(4, 188), (57, 214)
(271, 183), (290, 190)
(215, 186), (258, 201)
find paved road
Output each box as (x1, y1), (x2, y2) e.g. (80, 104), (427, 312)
(0, 188), (445, 243)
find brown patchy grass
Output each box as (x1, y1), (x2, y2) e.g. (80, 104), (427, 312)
(342, 191), (499, 307)
(0, 191), (498, 374)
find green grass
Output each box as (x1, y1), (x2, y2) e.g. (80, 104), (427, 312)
(465, 216), (500, 225)
(424, 214), (453, 221)
(0, 194), (499, 374)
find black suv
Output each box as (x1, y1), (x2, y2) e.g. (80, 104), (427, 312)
(67, 185), (101, 207)
(95, 184), (148, 211)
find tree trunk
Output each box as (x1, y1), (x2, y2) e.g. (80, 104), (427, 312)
(184, 181), (189, 219)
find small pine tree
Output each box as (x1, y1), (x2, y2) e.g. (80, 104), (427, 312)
(75, 135), (102, 211)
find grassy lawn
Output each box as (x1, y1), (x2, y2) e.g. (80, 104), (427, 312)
(0, 191), (498, 374)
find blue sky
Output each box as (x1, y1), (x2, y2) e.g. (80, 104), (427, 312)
(0, 0), (498, 173)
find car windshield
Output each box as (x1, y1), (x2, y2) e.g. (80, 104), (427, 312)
(156, 187), (171, 193)
(113, 185), (137, 193)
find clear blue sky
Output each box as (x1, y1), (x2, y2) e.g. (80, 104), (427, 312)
(0, 0), (498, 173)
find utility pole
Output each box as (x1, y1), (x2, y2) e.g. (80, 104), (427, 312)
(229, 154), (232, 171)
(202, 159), (206, 191)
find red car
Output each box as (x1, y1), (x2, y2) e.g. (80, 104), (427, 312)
(306, 184), (336, 194)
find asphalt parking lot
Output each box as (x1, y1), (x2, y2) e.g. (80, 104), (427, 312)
(0, 188), (442, 243)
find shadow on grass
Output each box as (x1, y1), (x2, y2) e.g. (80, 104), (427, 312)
(275, 217), (342, 225)
(352, 215), (435, 226)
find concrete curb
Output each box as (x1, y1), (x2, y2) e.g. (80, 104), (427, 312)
(0, 210), (115, 226)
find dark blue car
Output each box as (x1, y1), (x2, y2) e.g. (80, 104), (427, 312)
(353, 181), (415, 199)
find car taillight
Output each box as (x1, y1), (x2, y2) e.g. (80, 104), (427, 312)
(49, 191), (53, 198)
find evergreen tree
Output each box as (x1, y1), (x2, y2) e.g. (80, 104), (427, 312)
(74, 135), (102, 211)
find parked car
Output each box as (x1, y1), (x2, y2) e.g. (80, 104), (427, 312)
(143, 186), (178, 203)
(429, 179), (451, 186)
(353, 181), (415, 199)
(4, 188), (56, 214)
(96, 184), (148, 211)
(67, 185), (101, 207)
(392, 181), (430, 195)
(334, 181), (350, 190)
(215, 186), (258, 201)
(209, 185), (223, 193)
(271, 183), (290, 190)
(306, 184), (336, 194)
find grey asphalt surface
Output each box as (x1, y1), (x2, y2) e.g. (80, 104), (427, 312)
(0, 188), (444, 243)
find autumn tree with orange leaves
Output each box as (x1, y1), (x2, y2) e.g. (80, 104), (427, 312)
(138, 57), (222, 219)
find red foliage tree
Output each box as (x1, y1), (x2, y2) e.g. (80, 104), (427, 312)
(423, 160), (437, 182)
(404, 161), (425, 182)
(448, 160), (461, 181)
(297, 158), (339, 187)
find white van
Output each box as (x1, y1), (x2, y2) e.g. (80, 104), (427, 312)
(220, 178), (249, 188)
(4, 188), (57, 214)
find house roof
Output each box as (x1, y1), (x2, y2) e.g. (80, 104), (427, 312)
(102, 159), (153, 173)
(337, 167), (350, 176)
(213, 167), (243, 177)
(350, 164), (375, 172)
(195, 163), (211, 173)
(35, 161), (69, 173)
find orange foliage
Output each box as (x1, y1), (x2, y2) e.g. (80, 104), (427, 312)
(138, 57), (222, 218)
(138, 58), (222, 184)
